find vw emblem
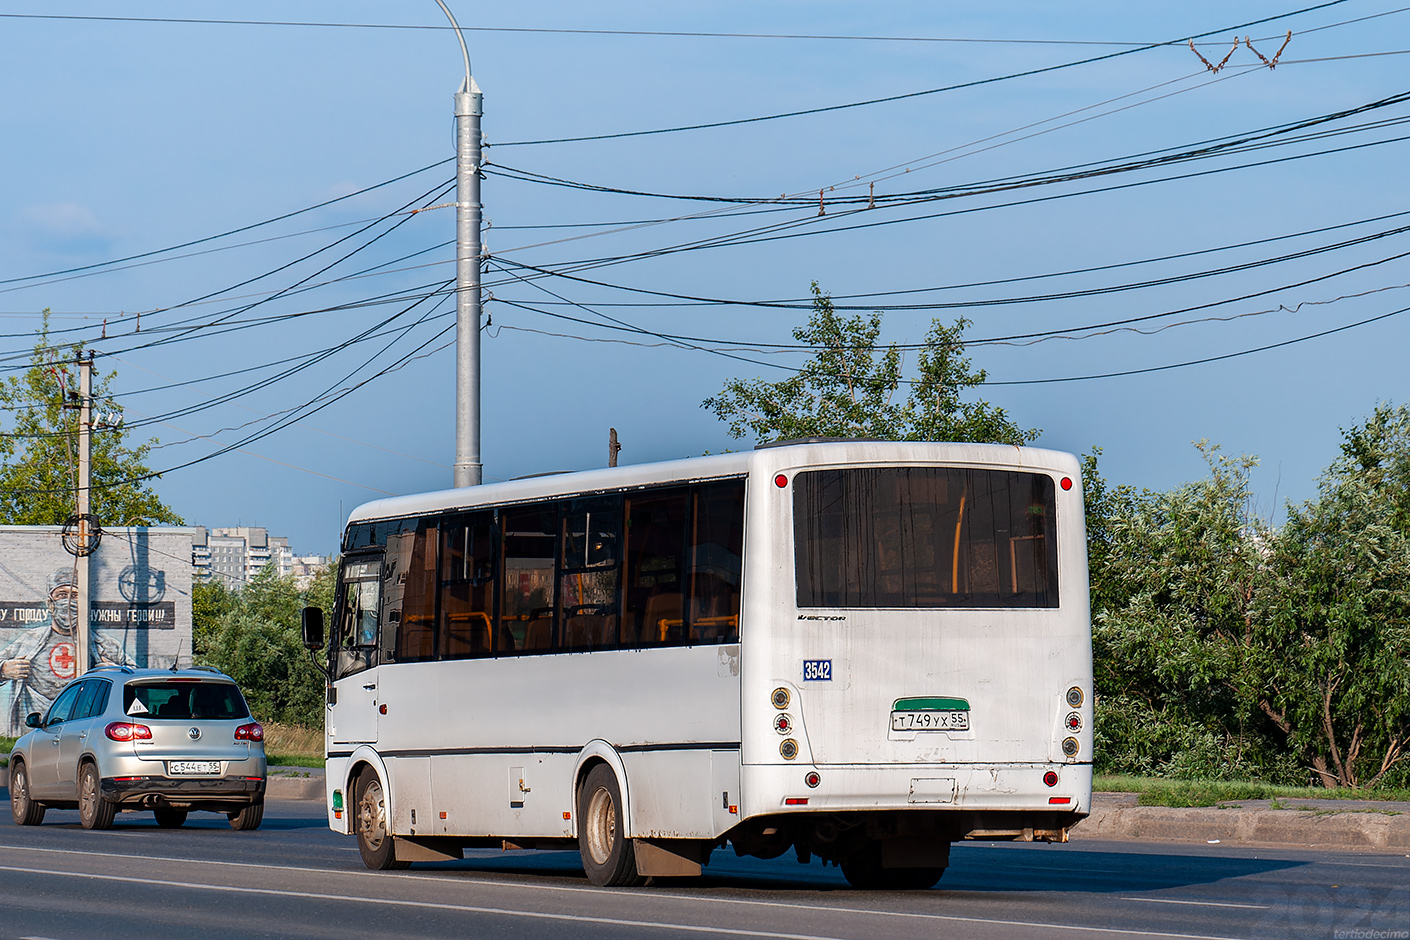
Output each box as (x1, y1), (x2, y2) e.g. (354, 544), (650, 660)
(187, 727), (201, 741)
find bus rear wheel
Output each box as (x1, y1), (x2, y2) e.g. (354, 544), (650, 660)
(355, 771), (409, 871)
(577, 765), (644, 887)
(841, 844), (945, 890)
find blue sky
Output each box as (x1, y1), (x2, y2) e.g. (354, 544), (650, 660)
(2, 2), (1407, 554)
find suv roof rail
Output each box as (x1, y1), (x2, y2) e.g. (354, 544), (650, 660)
(89, 664), (134, 674)
(186, 665), (226, 675)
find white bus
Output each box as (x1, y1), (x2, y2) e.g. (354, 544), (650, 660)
(303, 440), (1093, 888)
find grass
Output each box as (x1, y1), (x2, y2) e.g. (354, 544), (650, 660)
(262, 722), (324, 768)
(1096, 774), (1410, 807)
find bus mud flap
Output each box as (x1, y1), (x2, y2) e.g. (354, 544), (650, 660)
(392, 836), (464, 862)
(633, 839), (706, 877)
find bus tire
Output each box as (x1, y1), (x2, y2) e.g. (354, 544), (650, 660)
(578, 764), (645, 887)
(355, 770), (409, 870)
(841, 843), (944, 890)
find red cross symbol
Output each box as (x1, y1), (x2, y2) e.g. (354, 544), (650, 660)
(50, 642), (76, 679)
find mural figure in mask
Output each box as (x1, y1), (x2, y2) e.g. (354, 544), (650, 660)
(0, 566), (129, 733)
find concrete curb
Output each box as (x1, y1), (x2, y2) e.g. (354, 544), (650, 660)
(1072, 794), (1410, 851)
(266, 772), (324, 801)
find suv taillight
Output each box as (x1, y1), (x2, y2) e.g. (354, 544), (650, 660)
(234, 722), (264, 742)
(105, 722), (152, 742)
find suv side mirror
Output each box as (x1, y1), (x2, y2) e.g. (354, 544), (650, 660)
(25, 712), (41, 729)
(301, 606), (325, 651)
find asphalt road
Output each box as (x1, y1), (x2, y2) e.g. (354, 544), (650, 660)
(1, 798), (1407, 940)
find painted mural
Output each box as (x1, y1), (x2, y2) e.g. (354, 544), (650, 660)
(0, 527), (193, 736)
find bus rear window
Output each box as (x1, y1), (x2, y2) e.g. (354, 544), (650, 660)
(794, 467), (1059, 608)
(124, 682), (251, 721)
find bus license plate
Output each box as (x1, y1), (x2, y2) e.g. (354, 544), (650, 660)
(168, 761), (221, 775)
(891, 710), (969, 732)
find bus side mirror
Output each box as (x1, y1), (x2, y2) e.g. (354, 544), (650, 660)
(301, 607), (325, 651)
(25, 712), (41, 729)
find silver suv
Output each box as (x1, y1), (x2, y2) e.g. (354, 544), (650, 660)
(7, 665), (267, 830)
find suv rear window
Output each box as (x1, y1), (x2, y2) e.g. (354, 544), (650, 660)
(794, 466), (1059, 608)
(124, 681), (251, 721)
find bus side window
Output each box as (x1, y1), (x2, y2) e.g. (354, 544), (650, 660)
(558, 496), (621, 652)
(440, 512), (496, 660)
(384, 524), (438, 663)
(334, 556), (381, 680)
(687, 480), (745, 644)
(623, 488), (689, 647)
(500, 507), (557, 655)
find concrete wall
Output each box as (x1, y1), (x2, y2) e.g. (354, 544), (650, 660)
(0, 526), (196, 735)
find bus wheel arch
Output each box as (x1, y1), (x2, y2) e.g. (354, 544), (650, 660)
(576, 762), (645, 887)
(572, 741), (633, 837)
(352, 764), (408, 871)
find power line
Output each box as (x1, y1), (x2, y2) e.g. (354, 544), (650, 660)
(0, 158), (451, 288)
(491, 1), (1354, 146)
(983, 303), (1410, 385)
(4, 10), (1379, 46)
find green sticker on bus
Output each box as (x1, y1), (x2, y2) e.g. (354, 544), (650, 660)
(892, 696), (970, 712)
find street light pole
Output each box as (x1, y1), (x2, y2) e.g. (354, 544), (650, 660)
(434, 0), (484, 488)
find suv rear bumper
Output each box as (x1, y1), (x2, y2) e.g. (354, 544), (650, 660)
(102, 775), (266, 809)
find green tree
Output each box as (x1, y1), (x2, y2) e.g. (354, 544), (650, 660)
(192, 579), (234, 657)
(198, 564), (336, 729)
(1262, 405), (1410, 788)
(1089, 443), (1292, 781)
(703, 284), (1037, 445)
(0, 314), (181, 525)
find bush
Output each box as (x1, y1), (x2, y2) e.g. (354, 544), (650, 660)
(196, 564), (333, 729)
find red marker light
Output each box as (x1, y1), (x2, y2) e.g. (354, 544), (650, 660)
(804, 772), (821, 788)
(784, 798), (808, 806)
(1049, 796), (1072, 804)
(1060, 477), (1073, 491)
(775, 474), (788, 488)
(1043, 771), (1059, 787)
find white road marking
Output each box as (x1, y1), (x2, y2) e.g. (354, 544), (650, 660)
(0, 857), (1249, 940)
(1121, 897), (1270, 910)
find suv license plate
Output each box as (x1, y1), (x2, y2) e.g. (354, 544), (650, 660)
(891, 710), (969, 732)
(168, 761), (221, 775)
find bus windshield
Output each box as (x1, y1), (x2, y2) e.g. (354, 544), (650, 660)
(794, 466), (1059, 608)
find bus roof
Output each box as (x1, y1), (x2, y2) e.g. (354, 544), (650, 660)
(344, 440), (1078, 528)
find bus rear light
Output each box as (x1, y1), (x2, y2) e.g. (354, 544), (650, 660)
(804, 772), (821, 788)
(1049, 796), (1072, 804)
(1066, 687), (1084, 707)
(774, 474), (788, 488)
(105, 722), (152, 742)
(784, 798), (808, 805)
(234, 722), (264, 742)
(1060, 477), (1073, 491)
(1065, 712), (1082, 732)
(774, 714), (792, 734)
(1043, 771), (1058, 787)
(771, 688), (790, 709)
(779, 738), (799, 760)
(1061, 737), (1080, 757)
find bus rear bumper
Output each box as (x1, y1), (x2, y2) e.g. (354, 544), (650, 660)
(741, 761), (1092, 818)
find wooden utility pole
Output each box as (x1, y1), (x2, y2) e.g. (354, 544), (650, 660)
(608, 428), (621, 468)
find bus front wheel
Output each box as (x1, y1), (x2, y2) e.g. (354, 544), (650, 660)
(355, 770), (409, 871)
(577, 765), (645, 887)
